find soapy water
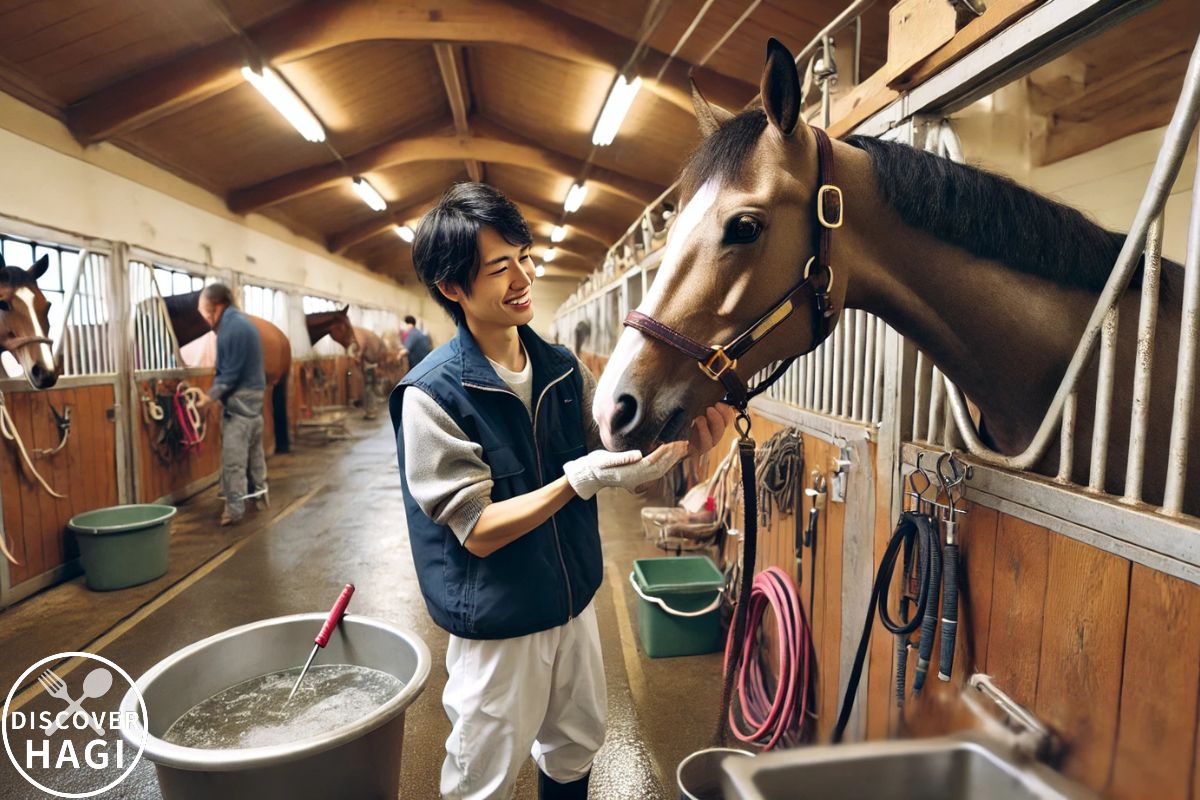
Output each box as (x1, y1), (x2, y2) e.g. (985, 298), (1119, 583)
(164, 664), (403, 750)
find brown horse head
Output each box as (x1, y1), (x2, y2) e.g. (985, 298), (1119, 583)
(306, 305), (355, 351)
(0, 253), (58, 389)
(595, 38), (843, 452)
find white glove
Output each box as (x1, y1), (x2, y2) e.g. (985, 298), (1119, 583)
(564, 442), (688, 500)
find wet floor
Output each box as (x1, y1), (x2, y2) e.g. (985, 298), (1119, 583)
(0, 417), (724, 799)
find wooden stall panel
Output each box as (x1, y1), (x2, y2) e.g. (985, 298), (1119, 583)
(1, 384), (119, 593)
(1034, 537), (1129, 793)
(135, 374), (221, 504)
(985, 516), (1051, 707)
(1109, 566), (1200, 800)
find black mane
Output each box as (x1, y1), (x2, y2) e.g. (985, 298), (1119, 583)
(680, 109), (769, 202)
(846, 135), (1136, 292)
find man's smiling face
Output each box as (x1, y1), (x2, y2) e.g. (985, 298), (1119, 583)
(440, 225), (536, 329)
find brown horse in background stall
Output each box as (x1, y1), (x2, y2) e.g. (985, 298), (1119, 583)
(0, 253), (59, 390)
(163, 290), (292, 453)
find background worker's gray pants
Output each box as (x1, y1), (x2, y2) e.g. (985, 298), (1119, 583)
(222, 388), (266, 519)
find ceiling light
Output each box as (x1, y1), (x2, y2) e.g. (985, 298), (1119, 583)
(352, 177), (387, 212)
(535, 264), (546, 278)
(241, 65), (325, 143)
(551, 225), (567, 243)
(564, 182), (588, 214)
(394, 225), (415, 243)
(592, 74), (642, 146)
(543, 247), (557, 263)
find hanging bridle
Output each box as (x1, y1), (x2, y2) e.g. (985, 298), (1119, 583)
(624, 126), (842, 416)
(623, 125), (844, 744)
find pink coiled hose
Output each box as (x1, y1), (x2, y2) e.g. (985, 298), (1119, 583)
(724, 566), (815, 749)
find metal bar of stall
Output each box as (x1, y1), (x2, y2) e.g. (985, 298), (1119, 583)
(873, 319), (885, 424)
(852, 310), (867, 421)
(862, 314), (876, 422)
(912, 351), (928, 441)
(928, 365), (945, 445)
(822, 338), (834, 414)
(87, 257), (102, 373)
(1058, 393), (1077, 483)
(1089, 308), (1119, 492)
(79, 258), (93, 375)
(1163, 150), (1200, 516)
(1124, 216), (1164, 503)
(831, 321), (842, 415)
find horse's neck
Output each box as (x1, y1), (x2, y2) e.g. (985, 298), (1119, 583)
(837, 155), (1095, 451)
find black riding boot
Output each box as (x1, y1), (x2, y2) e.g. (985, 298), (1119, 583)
(538, 770), (590, 800)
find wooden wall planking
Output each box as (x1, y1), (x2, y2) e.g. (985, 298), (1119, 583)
(135, 374), (221, 503)
(680, 402), (1200, 797)
(1, 383), (119, 594)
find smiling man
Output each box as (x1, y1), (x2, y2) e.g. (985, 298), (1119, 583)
(389, 183), (729, 800)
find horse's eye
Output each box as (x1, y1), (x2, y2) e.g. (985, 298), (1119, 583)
(725, 215), (762, 244)
(0, 301), (9, 312)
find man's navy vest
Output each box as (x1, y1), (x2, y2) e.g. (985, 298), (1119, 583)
(389, 323), (602, 640)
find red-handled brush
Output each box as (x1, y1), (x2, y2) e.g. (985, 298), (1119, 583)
(288, 584), (355, 701)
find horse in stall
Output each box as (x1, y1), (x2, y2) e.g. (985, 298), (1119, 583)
(0, 253), (58, 389)
(595, 38), (1198, 516)
(162, 290), (292, 453)
(305, 307), (392, 415)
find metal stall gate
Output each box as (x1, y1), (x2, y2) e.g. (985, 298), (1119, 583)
(0, 223), (127, 607)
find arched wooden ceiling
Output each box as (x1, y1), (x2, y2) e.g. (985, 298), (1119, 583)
(0, 0), (891, 284)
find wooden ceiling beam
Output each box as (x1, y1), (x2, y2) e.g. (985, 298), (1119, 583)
(433, 44), (483, 182)
(228, 122), (660, 214)
(66, 0), (754, 144)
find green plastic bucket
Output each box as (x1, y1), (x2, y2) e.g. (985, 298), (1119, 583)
(631, 556), (726, 658)
(68, 504), (176, 591)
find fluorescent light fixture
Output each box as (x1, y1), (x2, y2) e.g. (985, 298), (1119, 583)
(535, 264), (546, 278)
(543, 247), (557, 263)
(241, 65), (325, 143)
(564, 182), (588, 214)
(394, 225), (415, 243)
(352, 177), (387, 212)
(551, 225), (567, 243)
(592, 74), (642, 146)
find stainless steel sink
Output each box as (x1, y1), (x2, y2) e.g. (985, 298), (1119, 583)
(721, 735), (1094, 800)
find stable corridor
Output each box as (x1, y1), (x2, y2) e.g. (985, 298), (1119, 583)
(0, 418), (723, 799)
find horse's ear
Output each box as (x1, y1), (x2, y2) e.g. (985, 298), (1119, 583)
(761, 37), (802, 137)
(690, 76), (734, 138)
(339, 304), (350, 315)
(29, 254), (49, 281)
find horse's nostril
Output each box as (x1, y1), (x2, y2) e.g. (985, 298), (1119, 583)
(612, 395), (639, 434)
(30, 365), (45, 380)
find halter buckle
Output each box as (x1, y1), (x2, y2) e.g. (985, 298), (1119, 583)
(699, 347), (737, 381)
(817, 184), (843, 229)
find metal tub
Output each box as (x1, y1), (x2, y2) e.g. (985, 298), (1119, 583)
(119, 613), (431, 800)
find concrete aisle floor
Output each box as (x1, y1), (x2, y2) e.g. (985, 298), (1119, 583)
(0, 416), (725, 799)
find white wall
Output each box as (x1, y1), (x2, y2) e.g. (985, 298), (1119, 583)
(0, 91), (422, 311)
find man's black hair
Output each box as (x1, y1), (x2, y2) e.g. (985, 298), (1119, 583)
(403, 314), (417, 325)
(411, 183), (532, 325)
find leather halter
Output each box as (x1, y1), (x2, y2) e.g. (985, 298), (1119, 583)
(2, 335), (54, 354)
(624, 126), (842, 412)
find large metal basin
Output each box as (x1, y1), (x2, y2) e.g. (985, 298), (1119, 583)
(118, 613), (431, 800)
(722, 736), (1093, 800)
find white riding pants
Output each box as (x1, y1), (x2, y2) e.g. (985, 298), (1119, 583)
(440, 601), (607, 799)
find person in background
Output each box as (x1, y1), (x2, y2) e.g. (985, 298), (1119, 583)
(391, 183), (732, 800)
(195, 283), (267, 526)
(401, 314), (431, 367)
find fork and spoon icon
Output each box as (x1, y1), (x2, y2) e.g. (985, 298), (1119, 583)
(36, 668), (113, 737)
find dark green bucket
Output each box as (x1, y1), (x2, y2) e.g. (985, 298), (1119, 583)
(631, 556), (726, 658)
(68, 504), (176, 591)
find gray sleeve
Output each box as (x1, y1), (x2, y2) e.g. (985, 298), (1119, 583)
(578, 361), (603, 452)
(400, 388), (493, 544)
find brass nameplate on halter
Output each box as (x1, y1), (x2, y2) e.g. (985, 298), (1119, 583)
(750, 301), (795, 342)
(700, 348), (736, 380)
(817, 185), (843, 228)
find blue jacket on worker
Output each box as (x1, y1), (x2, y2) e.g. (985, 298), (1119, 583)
(389, 323), (602, 640)
(405, 326), (432, 367)
(209, 306), (266, 404)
